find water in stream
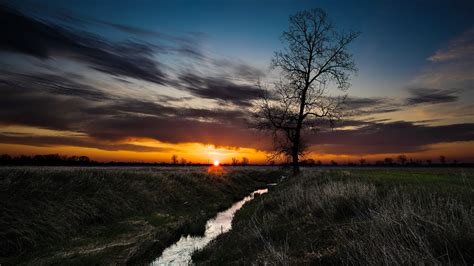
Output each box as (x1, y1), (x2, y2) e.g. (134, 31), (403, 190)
(151, 188), (268, 265)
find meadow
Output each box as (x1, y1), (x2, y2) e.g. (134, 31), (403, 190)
(193, 168), (474, 265)
(0, 166), (279, 264)
(1, 167), (473, 265)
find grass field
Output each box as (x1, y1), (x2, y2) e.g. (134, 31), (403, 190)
(193, 168), (474, 264)
(2, 167), (473, 265)
(0, 166), (280, 265)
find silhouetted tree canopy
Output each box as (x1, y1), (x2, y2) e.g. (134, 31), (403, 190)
(252, 8), (359, 175)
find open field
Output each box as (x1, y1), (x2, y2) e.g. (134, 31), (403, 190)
(0, 166), (280, 265)
(2, 167), (473, 265)
(193, 168), (474, 264)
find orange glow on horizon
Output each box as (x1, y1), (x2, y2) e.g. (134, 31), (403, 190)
(0, 140), (474, 164)
(207, 163), (224, 175)
(0, 142), (269, 164)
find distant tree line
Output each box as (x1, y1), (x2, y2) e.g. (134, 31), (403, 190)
(297, 154), (467, 167)
(0, 154), (205, 166)
(0, 153), (470, 167)
(169, 155), (250, 166)
(0, 154), (255, 167)
(0, 154), (97, 166)
(231, 157), (250, 166)
(170, 154), (194, 166)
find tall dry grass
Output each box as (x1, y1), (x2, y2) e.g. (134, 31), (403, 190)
(193, 169), (474, 264)
(0, 166), (277, 263)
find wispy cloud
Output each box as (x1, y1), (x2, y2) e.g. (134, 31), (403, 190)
(0, 133), (171, 152)
(428, 28), (474, 62)
(343, 96), (403, 116)
(0, 71), (268, 151)
(406, 87), (462, 105)
(0, 5), (171, 84)
(1, 4), (214, 86)
(414, 27), (474, 89)
(311, 121), (474, 155)
(2, 70), (473, 155)
(178, 72), (262, 107)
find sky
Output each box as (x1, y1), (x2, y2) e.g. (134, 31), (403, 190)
(1, 0), (473, 164)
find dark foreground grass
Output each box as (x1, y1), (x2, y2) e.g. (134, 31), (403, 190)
(193, 168), (474, 265)
(0, 166), (280, 265)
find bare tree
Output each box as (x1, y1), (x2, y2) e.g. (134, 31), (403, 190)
(384, 157), (393, 165)
(252, 8), (358, 175)
(171, 154), (178, 165)
(241, 157), (249, 166)
(397, 155), (407, 165)
(439, 155), (446, 165)
(231, 157), (239, 166)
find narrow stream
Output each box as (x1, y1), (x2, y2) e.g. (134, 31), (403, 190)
(151, 188), (268, 265)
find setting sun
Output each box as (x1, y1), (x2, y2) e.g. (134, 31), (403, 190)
(213, 160), (220, 166)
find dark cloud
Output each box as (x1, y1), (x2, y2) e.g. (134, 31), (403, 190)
(178, 72), (262, 106)
(51, 5), (207, 60)
(309, 121), (474, 154)
(1, 4), (267, 109)
(0, 79), (90, 131)
(213, 59), (265, 80)
(332, 119), (374, 128)
(0, 72), (111, 101)
(344, 97), (386, 109)
(343, 96), (402, 116)
(2, 70), (473, 155)
(0, 71), (267, 150)
(155, 95), (195, 104)
(342, 89), (463, 118)
(0, 133), (172, 152)
(83, 115), (267, 149)
(2, 71), (473, 155)
(92, 19), (164, 37)
(1, 6), (472, 157)
(0, 5), (167, 84)
(406, 87), (462, 105)
(87, 98), (247, 124)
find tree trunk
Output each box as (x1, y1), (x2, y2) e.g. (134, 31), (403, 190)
(292, 148), (300, 175)
(293, 78), (309, 176)
(292, 127), (301, 175)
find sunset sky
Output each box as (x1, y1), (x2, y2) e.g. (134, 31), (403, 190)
(1, 0), (474, 164)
